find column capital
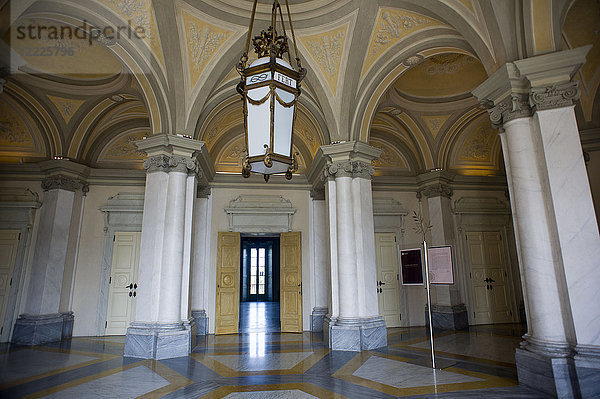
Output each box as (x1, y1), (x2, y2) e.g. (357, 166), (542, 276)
(324, 160), (375, 180)
(310, 187), (325, 200)
(416, 170), (455, 199)
(143, 154), (200, 176)
(136, 134), (214, 182)
(41, 174), (88, 194)
(473, 45), (591, 127)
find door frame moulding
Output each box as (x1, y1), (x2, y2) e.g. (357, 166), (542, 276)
(453, 196), (520, 326)
(0, 188), (41, 343)
(96, 192), (144, 336)
(372, 197), (408, 326)
(225, 195), (296, 233)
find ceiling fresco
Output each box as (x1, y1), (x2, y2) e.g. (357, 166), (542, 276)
(0, 0), (597, 180)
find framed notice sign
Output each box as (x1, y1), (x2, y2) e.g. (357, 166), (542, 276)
(400, 248), (424, 285)
(427, 245), (454, 284)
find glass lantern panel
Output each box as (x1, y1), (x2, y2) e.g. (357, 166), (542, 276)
(246, 71), (272, 86)
(250, 159), (290, 175)
(273, 87), (295, 156)
(247, 86), (271, 158)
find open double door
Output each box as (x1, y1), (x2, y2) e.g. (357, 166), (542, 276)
(215, 232), (302, 334)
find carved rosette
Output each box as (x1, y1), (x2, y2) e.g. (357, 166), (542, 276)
(41, 175), (88, 193)
(324, 160), (375, 180)
(419, 183), (453, 199)
(143, 154), (200, 177)
(529, 82), (580, 111)
(481, 93), (531, 129)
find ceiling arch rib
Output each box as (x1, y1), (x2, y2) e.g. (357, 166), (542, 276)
(17, 1), (170, 133)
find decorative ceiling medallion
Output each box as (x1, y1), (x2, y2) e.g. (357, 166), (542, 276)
(362, 8), (449, 78)
(402, 54), (424, 67)
(422, 115), (450, 139)
(47, 95), (85, 124)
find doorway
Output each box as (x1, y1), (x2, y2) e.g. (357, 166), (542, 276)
(467, 231), (515, 324)
(239, 236), (280, 333)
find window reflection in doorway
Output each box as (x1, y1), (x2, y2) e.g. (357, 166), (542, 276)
(240, 236), (280, 333)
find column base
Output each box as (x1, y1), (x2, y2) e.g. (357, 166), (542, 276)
(11, 313), (72, 345)
(574, 344), (600, 398)
(310, 307), (328, 332)
(191, 310), (208, 335)
(425, 304), (469, 330)
(516, 337), (578, 398)
(124, 322), (192, 360)
(324, 315), (387, 351)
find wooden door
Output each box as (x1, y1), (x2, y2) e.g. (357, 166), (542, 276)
(375, 233), (402, 327)
(0, 231), (19, 338)
(280, 232), (302, 332)
(105, 232), (141, 335)
(215, 232), (240, 335)
(467, 231), (513, 324)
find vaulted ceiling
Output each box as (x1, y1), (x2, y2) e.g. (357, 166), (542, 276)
(0, 0), (598, 178)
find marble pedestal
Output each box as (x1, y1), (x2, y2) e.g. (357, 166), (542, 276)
(311, 307), (328, 332)
(324, 316), (387, 351)
(191, 310), (208, 336)
(11, 313), (72, 345)
(124, 322), (192, 360)
(425, 304), (469, 330)
(515, 348), (579, 398)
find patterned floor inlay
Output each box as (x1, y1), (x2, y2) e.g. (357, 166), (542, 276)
(208, 351), (313, 371)
(352, 356), (483, 388)
(0, 323), (547, 398)
(43, 365), (169, 398)
(223, 389), (318, 398)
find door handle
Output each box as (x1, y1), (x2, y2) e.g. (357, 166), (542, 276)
(377, 281), (386, 286)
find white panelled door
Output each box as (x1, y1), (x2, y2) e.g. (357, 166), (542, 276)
(0, 230), (19, 338)
(375, 233), (402, 327)
(105, 232), (141, 335)
(467, 231), (514, 324)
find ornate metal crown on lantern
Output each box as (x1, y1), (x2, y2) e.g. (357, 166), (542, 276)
(236, 0), (306, 182)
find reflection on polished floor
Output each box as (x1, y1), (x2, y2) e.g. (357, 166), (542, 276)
(239, 302), (281, 333)
(0, 324), (548, 398)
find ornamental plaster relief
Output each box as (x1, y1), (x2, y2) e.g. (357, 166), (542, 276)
(46, 95), (85, 124)
(299, 24), (348, 96)
(98, 0), (165, 68)
(101, 131), (148, 161)
(422, 114), (451, 139)
(176, 1), (245, 106)
(361, 8), (449, 78)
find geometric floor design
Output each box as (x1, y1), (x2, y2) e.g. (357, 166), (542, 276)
(0, 324), (548, 398)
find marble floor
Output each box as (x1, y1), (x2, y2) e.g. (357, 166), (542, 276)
(0, 324), (549, 398)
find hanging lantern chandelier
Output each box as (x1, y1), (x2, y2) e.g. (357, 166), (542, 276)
(236, 0), (306, 182)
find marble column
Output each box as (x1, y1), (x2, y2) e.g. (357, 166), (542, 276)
(309, 189), (328, 332)
(320, 142), (387, 351)
(473, 45), (600, 398)
(12, 172), (87, 345)
(191, 187), (211, 335)
(124, 134), (204, 360)
(417, 171), (468, 330)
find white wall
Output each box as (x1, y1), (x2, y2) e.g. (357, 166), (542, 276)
(72, 185), (145, 336)
(207, 187), (310, 333)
